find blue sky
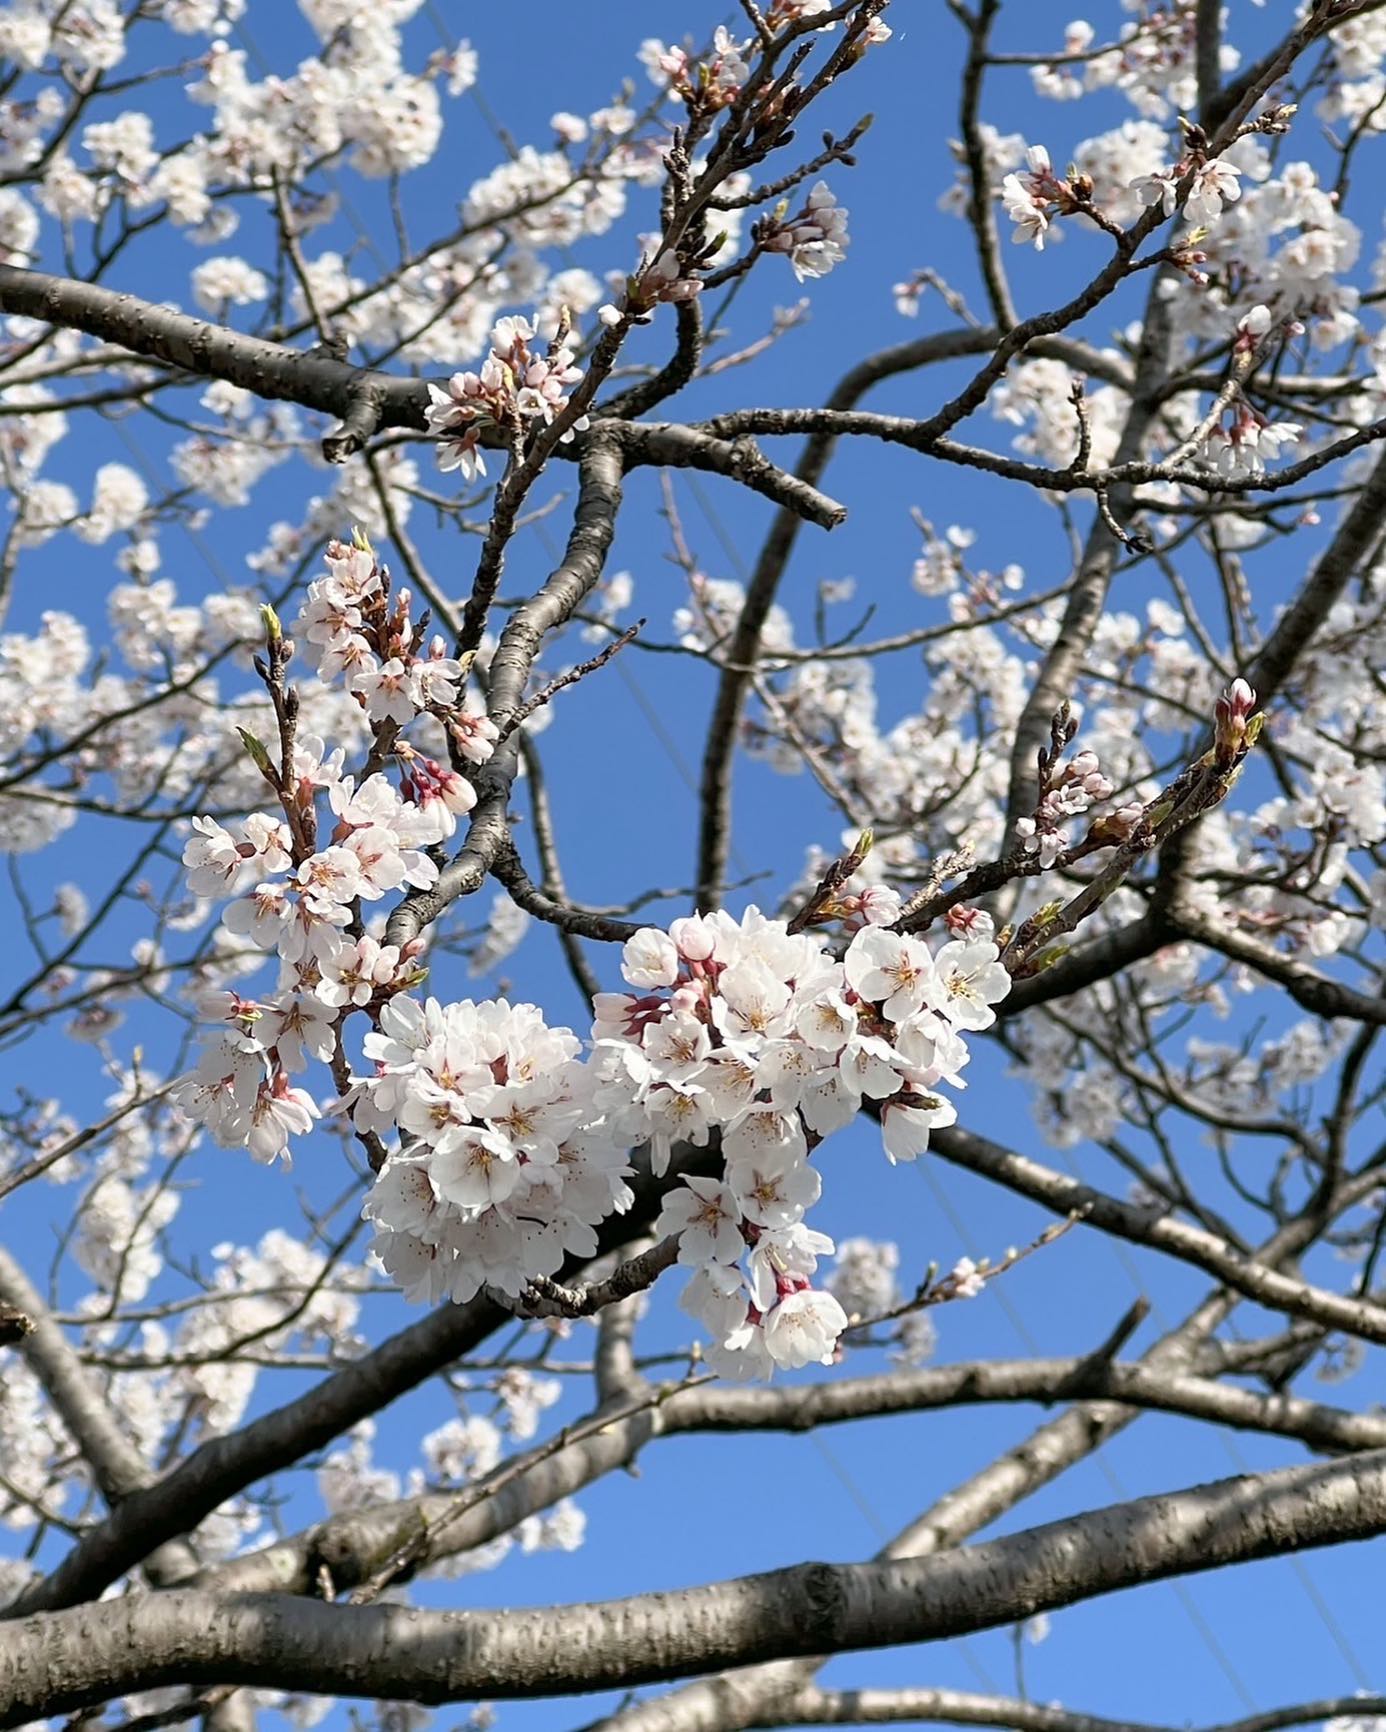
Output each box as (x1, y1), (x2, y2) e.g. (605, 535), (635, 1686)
(2, 2), (1382, 1728)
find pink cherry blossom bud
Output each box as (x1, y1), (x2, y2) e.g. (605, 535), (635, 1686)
(1105, 803), (1145, 838)
(1213, 678), (1258, 763)
(669, 915), (717, 961)
(622, 927), (680, 989)
(853, 884), (902, 927)
(945, 904), (995, 939)
(1234, 304), (1274, 354)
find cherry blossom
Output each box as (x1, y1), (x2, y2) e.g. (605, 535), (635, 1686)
(424, 314), (587, 475)
(760, 181), (851, 281)
(1186, 159), (1242, 227)
(933, 940), (1014, 1031)
(761, 1286), (849, 1368)
(657, 1176), (744, 1265)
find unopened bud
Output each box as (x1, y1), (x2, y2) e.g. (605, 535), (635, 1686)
(1144, 797), (1175, 828)
(237, 728), (274, 777)
(1213, 677), (1259, 764)
(1029, 943), (1070, 972)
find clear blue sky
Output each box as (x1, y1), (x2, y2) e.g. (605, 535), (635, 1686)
(2, 3), (1381, 1728)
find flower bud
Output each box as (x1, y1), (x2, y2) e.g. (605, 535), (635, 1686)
(1213, 678), (1258, 763)
(670, 914), (717, 961)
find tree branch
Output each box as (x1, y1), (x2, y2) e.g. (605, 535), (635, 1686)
(746, 1688), (1386, 1732)
(0, 264), (429, 460)
(929, 1126), (1386, 1346)
(0, 1251), (196, 1586)
(8, 1450), (1386, 1721)
(7, 1135), (717, 1620)
(597, 1193), (1363, 1732)
(385, 437), (624, 950)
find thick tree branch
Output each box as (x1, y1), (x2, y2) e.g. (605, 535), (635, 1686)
(385, 437), (624, 949)
(1194, 0), (1224, 120)
(670, 1355), (1386, 1454)
(7, 1450), (1386, 1721)
(623, 423), (847, 528)
(1166, 898), (1386, 1024)
(598, 1196), (1358, 1732)
(0, 269), (847, 521)
(930, 1127), (1386, 1346)
(746, 1689), (1386, 1732)
(190, 1332), (1386, 1605)
(4, 1285), (507, 1620)
(492, 843), (644, 944)
(693, 408), (1386, 503)
(954, 0), (1015, 329)
(7, 1135), (717, 1620)
(0, 265), (430, 459)
(0, 1251), (196, 1585)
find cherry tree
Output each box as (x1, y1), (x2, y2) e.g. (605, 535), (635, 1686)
(1, 1), (1386, 1728)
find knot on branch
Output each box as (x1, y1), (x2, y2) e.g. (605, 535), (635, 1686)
(0, 1302), (34, 1345)
(792, 1559), (851, 1646)
(323, 381), (388, 463)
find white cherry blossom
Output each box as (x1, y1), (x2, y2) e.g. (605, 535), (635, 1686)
(657, 1176), (744, 1265)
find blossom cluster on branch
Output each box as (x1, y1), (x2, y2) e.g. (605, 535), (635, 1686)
(171, 524), (1013, 1366)
(614, 908), (1010, 1373)
(424, 314), (587, 484)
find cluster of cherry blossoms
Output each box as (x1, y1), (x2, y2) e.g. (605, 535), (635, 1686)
(349, 996), (637, 1308)
(168, 550), (1014, 1372)
(590, 906), (1010, 1376)
(646, 26), (751, 110)
(1134, 153), (1242, 226)
(423, 313), (587, 482)
(1016, 747), (1126, 870)
(171, 536), (494, 1166)
(179, 866), (1011, 1375)
(758, 180), (851, 282)
(641, 10), (887, 113)
(1001, 138), (1246, 252)
(294, 535), (499, 770)
(1000, 145), (1091, 251)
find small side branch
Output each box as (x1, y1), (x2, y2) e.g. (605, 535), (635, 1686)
(494, 619), (644, 746)
(622, 423), (847, 528)
(519, 1237), (681, 1319)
